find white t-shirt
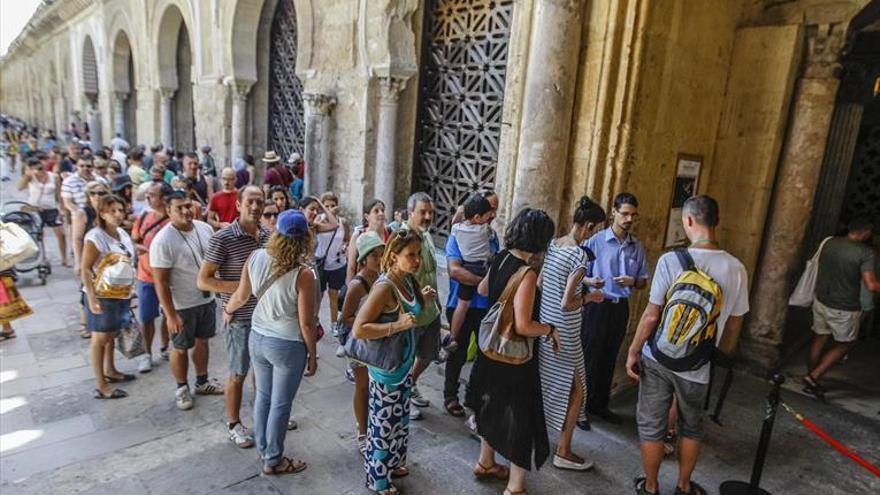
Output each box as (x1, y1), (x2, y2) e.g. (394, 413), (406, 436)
(450, 221), (491, 264)
(150, 220), (215, 310)
(642, 248), (750, 384)
(82, 227), (135, 294)
(27, 172), (59, 209)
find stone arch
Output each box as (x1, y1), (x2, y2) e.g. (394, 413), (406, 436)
(112, 30), (138, 143)
(155, 3), (196, 150)
(227, 0), (314, 82)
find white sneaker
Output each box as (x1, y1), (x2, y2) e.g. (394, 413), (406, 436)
(335, 345), (346, 358)
(410, 407), (423, 421)
(228, 422), (255, 448)
(137, 354), (153, 373)
(553, 454), (594, 471)
(176, 385), (193, 410)
(193, 378), (225, 395)
(410, 386), (430, 408)
(160, 346), (170, 361)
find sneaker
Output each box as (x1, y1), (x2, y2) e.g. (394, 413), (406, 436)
(434, 348), (449, 364)
(335, 345), (346, 358)
(553, 453), (594, 471)
(287, 419), (298, 430)
(160, 346), (170, 361)
(410, 386), (430, 408)
(228, 422), (255, 448)
(194, 378), (225, 395)
(357, 433), (367, 456)
(176, 385), (193, 410)
(137, 354), (153, 373)
(345, 369), (355, 383)
(410, 407), (423, 421)
(441, 334), (459, 353)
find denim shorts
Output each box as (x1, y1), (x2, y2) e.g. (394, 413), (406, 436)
(136, 280), (162, 323)
(636, 357), (709, 441)
(86, 298), (132, 333)
(226, 319), (252, 376)
(172, 301), (217, 350)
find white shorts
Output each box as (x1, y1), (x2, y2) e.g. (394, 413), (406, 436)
(812, 300), (860, 343)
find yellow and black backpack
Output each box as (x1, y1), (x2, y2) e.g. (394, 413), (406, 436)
(649, 249), (723, 372)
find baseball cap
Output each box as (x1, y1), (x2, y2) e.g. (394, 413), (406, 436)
(277, 209), (310, 239)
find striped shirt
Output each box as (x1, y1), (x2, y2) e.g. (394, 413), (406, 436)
(204, 220), (270, 322)
(60, 173), (88, 209)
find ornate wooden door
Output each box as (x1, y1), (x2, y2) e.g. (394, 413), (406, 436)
(842, 121), (880, 223)
(268, 0), (305, 162)
(413, 0), (515, 239)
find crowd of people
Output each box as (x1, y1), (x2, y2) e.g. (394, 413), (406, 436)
(2, 115), (878, 495)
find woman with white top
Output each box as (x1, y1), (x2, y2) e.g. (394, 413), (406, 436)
(81, 194), (136, 399)
(18, 156), (69, 266)
(223, 209), (319, 476)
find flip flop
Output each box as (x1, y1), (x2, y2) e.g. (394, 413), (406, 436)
(93, 388), (128, 399)
(674, 480), (707, 495)
(105, 374), (136, 383)
(391, 466), (409, 478)
(634, 477), (659, 495)
(473, 462), (509, 481)
(262, 456), (307, 476)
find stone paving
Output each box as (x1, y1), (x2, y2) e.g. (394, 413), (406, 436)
(1, 180), (879, 494)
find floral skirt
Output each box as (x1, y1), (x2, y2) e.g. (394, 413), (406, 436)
(364, 373), (412, 491)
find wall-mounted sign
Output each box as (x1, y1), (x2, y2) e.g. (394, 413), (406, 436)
(664, 154), (703, 247)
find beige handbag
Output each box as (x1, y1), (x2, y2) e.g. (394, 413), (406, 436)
(0, 221), (38, 271)
(477, 260), (534, 365)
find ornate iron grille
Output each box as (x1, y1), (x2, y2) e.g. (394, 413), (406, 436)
(413, 0), (514, 239)
(268, 0), (305, 162)
(841, 123), (880, 223)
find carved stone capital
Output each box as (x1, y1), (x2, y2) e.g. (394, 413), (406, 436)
(114, 91), (129, 103)
(159, 87), (176, 101)
(804, 23), (844, 80)
(224, 78), (254, 100)
(303, 93), (337, 115)
(377, 76), (407, 104)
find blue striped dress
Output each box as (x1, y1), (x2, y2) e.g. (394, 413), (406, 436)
(538, 242), (591, 432)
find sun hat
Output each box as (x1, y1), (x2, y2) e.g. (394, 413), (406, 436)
(276, 209), (309, 239)
(263, 150), (281, 163)
(356, 230), (385, 263)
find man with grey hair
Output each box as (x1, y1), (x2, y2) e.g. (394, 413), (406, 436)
(396, 192), (440, 420)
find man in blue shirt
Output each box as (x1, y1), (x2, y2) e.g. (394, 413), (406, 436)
(580, 192), (649, 428)
(443, 193), (500, 417)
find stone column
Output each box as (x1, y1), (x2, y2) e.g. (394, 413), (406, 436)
(227, 80), (253, 161)
(87, 98), (102, 149)
(373, 77), (407, 209)
(159, 88), (175, 149)
(303, 92), (337, 196)
(509, 0), (585, 224)
(741, 25), (845, 370)
(114, 92), (128, 140)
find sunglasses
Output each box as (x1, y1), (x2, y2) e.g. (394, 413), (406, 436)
(89, 191), (108, 197)
(262, 211), (278, 219)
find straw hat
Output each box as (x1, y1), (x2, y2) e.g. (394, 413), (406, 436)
(263, 150), (281, 163)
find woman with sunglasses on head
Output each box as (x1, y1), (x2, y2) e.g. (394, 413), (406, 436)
(72, 181), (110, 338)
(18, 156), (69, 266)
(346, 199), (391, 282)
(353, 228), (436, 495)
(81, 194), (137, 400)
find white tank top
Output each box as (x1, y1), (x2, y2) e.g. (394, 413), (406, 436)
(315, 224), (347, 271)
(27, 172), (58, 209)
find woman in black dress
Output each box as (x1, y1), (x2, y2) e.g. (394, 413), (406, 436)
(466, 208), (559, 495)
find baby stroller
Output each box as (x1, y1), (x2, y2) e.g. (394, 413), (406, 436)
(1, 201), (50, 285)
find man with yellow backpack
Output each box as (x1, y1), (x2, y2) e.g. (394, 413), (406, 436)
(626, 196), (749, 495)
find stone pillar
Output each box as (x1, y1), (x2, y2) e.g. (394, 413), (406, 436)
(303, 92), (337, 196)
(159, 88), (175, 149)
(741, 25), (844, 370)
(373, 77), (407, 209)
(87, 98), (102, 149)
(228, 80), (253, 161)
(114, 92), (128, 140)
(509, 0), (585, 224)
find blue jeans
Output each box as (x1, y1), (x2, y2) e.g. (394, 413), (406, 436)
(249, 331), (307, 468)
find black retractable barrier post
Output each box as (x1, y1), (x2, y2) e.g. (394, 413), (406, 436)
(719, 373), (785, 495)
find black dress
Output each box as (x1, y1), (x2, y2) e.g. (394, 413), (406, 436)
(465, 250), (550, 470)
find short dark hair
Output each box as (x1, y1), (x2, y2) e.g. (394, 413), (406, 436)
(128, 149), (144, 162)
(164, 190), (189, 206)
(848, 216), (874, 234)
(183, 151), (195, 160)
(244, 154), (255, 165)
(573, 196), (606, 226)
(26, 157), (40, 167)
(463, 193), (492, 219)
(77, 156), (94, 165)
(682, 195), (720, 227)
(504, 208), (555, 254)
(93, 150), (108, 160)
(613, 192), (639, 209)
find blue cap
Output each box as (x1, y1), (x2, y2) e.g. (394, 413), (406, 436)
(276, 210), (309, 239)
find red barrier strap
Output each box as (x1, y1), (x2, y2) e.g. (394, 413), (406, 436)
(780, 402), (880, 478)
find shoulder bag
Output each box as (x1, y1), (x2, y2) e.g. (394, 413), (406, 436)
(478, 258), (534, 365)
(789, 236), (832, 307)
(343, 279), (409, 371)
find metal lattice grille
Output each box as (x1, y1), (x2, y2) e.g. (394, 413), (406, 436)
(413, 0), (514, 239)
(268, 0), (305, 161)
(842, 124), (880, 223)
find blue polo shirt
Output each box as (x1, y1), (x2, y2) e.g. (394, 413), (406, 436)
(582, 227), (650, 300)
(445, 232), (500, 310)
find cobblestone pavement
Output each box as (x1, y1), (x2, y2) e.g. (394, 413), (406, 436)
(1, 178), (878, 495)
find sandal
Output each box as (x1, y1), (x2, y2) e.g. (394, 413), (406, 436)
(391, 466), (409, 478)
(79, 328), (92, 339)
(262, 456), (307, 476)
(802, 375), (826, 402)
(105, 373), (136, 383)
(634, 477), (658, 495)
(376, 486), (399, 495)
(473, 461), (510, 480)
(93, 388), (128, 399)
(674, 480), (707, 495)
(445, 400), (466, 417)
(0, 330), (16, 342)
(503, 489), (528, 495)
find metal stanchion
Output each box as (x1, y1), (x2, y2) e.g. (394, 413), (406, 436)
(719, 373), (785, 495)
